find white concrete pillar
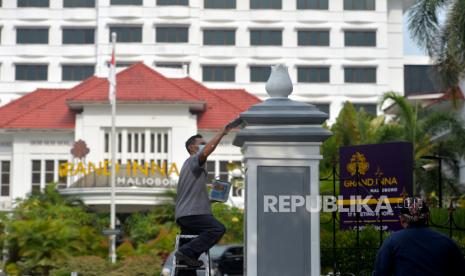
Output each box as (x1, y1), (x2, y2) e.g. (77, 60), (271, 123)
(233, 64), (332, 275)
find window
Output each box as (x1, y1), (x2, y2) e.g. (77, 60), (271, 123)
(250, 0), (281, 9)
(16, 64), (48, 81)
(250, 30), (282, 46)
(17, 0), (49, 7)
(344, 0), (375, 10)
(106, 61), (140, 68)
(250, 66), (271, 82)
(17, 28), (48, 44)
(298, 30), (329, 46)
(204, 0), (235, 9)
(110, 0), (142, 5)
(156, 27), (188, 43)
(63, 0), (95, 7)
(45, 160), (54, 184)
(219, 161), (229, 181)
(202, 65), (235, 82)
(404, 65), (442, 95)
(1, 161), (10, 196)
(107, 129), (169, 168)
(297, 67), (329, 83)
(62, 28), (95, 44)
(353, 103), (377, 115)
(157, 0), (188, 5)
(155, 62), (184, 69)
(203, 29), (235, 46)
(344, 67), (376, 83)
(31, 160), (41, 193)
(207, 161), (216, 183)
(109, 26), (142, 42)
(344, 30), (376, 46)
(62, 65), (94, 81)
(297, 0), (328, 9)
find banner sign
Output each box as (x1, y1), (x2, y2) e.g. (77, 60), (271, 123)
(339, 142), (413, 231)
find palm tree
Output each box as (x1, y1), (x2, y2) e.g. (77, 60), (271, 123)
(408, 0), (465, 91)
(381, 92), (465, 195)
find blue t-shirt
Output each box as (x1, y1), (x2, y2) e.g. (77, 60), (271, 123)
(374, 225), (465, 276)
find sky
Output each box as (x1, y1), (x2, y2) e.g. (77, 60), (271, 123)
(403, 6), (448, 56)
(403, 13), (427, 56)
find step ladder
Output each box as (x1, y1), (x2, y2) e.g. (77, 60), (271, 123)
(170, 234), (211, 276)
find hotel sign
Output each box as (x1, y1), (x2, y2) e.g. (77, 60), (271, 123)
(339, 142), (413, 231)
(60, 160), (180, 188)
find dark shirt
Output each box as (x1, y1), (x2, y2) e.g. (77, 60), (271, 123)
(374, 225), (465, 276)
(175, 150), (211, 219)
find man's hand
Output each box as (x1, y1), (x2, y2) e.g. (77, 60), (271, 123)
(224, 117), (244, 132)
(198, 117), (244, 164)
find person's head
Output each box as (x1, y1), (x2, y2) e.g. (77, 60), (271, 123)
(399, 197), (429, 228)
(185, 134), (206, 155)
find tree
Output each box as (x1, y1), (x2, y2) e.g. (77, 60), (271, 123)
(3, 184), (107, 275)
(408, 0), (465, 91)
(381, 92), (465, 195)
(320, 101), (403, 177)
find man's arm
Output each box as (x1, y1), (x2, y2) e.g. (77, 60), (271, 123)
(198, 129), (228, 166)
(198, 117), (243, 165)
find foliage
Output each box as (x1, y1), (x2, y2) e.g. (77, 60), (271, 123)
(49, 255), (162, 276)
(3, 184), (107, 275)
(109, 255), (162, 276)
(49, 256), (109, 276)
(212, 203), (244, 244)
(380, 92), (465, 195)
(320, 101), (403, 176)
(408, 0), (465, 89)
(321, 95), (465, 198)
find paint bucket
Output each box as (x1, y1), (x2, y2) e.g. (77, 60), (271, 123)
(208, 179), (231, 203)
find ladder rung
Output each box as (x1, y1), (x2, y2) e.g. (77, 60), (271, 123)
(175, 265), (206, 270)
(178, 234), (199, 239)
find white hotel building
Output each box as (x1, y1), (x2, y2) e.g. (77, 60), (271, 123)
(0, 0), (426, 121)
(1, 0), (454, 211)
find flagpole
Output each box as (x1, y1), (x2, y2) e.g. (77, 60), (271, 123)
(109, 32), (117, 264)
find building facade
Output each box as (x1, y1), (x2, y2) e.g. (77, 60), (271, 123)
(0, 63), (259, 211)
(0, 0), (416, 122)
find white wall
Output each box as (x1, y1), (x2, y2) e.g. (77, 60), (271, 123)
(0, 0), (413, 123)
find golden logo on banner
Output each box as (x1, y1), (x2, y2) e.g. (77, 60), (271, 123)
(346, 152), (369, 176)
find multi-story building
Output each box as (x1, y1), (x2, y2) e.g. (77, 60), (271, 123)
(0, 0), (417, 122)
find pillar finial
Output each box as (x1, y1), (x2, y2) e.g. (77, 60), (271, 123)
(265, 64), (293, 98)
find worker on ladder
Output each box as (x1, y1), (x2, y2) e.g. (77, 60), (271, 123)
(174, 118), (242, 275)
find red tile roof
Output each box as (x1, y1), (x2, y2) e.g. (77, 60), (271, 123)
(170, 78), (261, 130)
(0, 89), (72, 129)
(0, 63), (260, 130)
(68, 63), (202, 103)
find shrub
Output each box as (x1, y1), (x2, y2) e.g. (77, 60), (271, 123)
(49, 256), (109, 276)
(109, 255), (162, 276)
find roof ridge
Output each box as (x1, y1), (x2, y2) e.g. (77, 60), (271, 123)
(177, 77), (242, 112)
(66, 77), (107, 101)
(2, 89), (70, 128)
(131, 63), (203, 101)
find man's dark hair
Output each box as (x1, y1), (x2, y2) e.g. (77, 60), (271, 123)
(185, 134), (203, 154)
